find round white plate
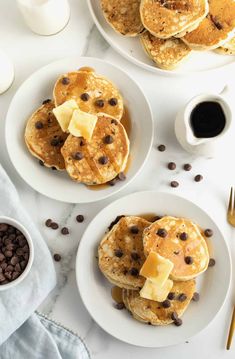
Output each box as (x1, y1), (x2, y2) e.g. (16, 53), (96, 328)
(76, 191), (231, 347)
(5, 57), (153, 203)
(88, 0), (235, 76)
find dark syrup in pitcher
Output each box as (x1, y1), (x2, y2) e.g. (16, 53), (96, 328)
(190, 101), (226, 138)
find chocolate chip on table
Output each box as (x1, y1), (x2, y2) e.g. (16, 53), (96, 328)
(80, 93), (90, 101)
(204, 229), (213, 237)
(174, 318), (183, 326)
(194, 174), (203, 182)
(108, 215), (125, 231)
(129, 268), (139, 276)
(158, 144), (166, 152)
(51, 222), (59, 230)
(117, 172), (126, 181)
(115, 302), (125, 310)
(39, 160), (44, 166)
(168, 162), (176, 170)
(45, 219), (52, 227)
(109, 98), (118, 106)
(183, 163), (192, 171)
(114, 249), (123, 258)
(61, 77), (70, 85)
(76, 215), (84, 223)
(103, 135), (114, 144)
(157, 228), (167, 238)
(185, 256), (193, 265)
(73, 152), (84, 161)
(171, 312), (178, 321)
(170, 181), (179, 188)
(95, 99), (104, 108)
(61, 227), (69, 235)
(178, 293), (187, 302)
(50, 138), (60, 147)
(162, 299), (171, 308)
(35, 121), (44, 129)
(179, 232), (188, 241)
(131, 252), (140, 261)
(167, 292), (176, 300)
(53, 254), (61, 262)
(98, 156), (108, 165)
(208, 258), (216, 267)
(130, 226), (139, 235)
(192, 292), (200, 302)
(42, 99), (51, 104)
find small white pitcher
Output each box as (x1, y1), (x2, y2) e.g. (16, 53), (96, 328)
(175, 87), (233, 157)
(0, 49), (14, 94)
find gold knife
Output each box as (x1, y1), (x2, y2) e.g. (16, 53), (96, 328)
(227, 306), (235, 350)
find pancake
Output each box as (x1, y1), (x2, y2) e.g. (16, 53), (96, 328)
(122, 280), (196, 325)
(140, 0), (209, 39)
(98, 216), (151, 290)
(215, 35), (235, 54)
(140, 31), (192, 70)
(143, 216), (209, 281)
(182, 0), (235, 50)
(25, 101), (68, 170)
(61, 114), (129, 185)
(53, 68), (124, 120)
(101, 0), (144, 36)
(174, 19), (203, 38)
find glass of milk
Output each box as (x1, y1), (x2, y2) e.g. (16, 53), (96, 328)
(0, 50), (14, 95)
(17, 0), (70, 36)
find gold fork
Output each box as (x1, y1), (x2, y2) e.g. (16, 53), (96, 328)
(226, 187), (235, 350)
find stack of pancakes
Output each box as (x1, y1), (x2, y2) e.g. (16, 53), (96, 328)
(98, 215), (210, 326)
(25, 67), (130, 186)
(101, 0), (235, 70)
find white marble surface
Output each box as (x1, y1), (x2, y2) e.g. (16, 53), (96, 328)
(0, 0), (235, 358)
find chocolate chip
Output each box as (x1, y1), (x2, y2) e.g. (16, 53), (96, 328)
(194, 175), (203, 182)
(10, 256), (19, 265)
(0, 224), (8, 232)
(76, 215), (84, 223)
(51, 222), (59, 230)
(171, 312), (178, 321)
(179, 232), (188, 241)
(192, 292), (200, 302)
(130, 268), (139, 276)
(0, 273), (5, 282)
(170, 181), (179, 188)
(0, 253), (5, 262)
(117, 172), (126, 181)
(61, 77), (70, 85)
(157, 228), (167, 238)
(80, 93), (89, 101)
(15, 263), (21, 272)
(103, 135), (114, 144)
(108, 179), (117, 186)
(50, 138), (60, 147)
(95, 99), (104, 108)
(167, 292), (176, 300)
(12, 271), (20, 280)
(114, 249), (123, 258)
(208, 258), (216, 267)
(204, 229), (213, 237)
(108, 215), (125, 231)
(111, 119), (118, 125)
(53, 254), (61, 262)
(45, 219), (52, 227)
(42, 99), (51, 104)
(73, 152), (84, 161)
(98, 156), (108, 165)
(115, 302), (125, 310)
(168, 162), (176, 170)
(109, 98), (118, 106)
(5, 251), (12, 258)
(174, 318), (183, 326)
(162, 300), (171, 308)
(39, 160), (44, 166)
(158, 144), (166, 152)
(61, 227), (69, 235)
(51, 166), (57, 171)
(178, 293), (187, 302)
(131, 252), (140, 261)
(130, 226), (139, 235)
(183, 163), (192, 171)
(35, 121), (43, 129)
(185, 256), (193, 265)
(80, 139), (86, 146)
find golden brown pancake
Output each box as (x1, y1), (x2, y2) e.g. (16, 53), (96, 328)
(182, 0), (235, 50)
(25, 101), (68, 170)
(61, 114), (129, 185)
(143, 216), (209, 281)
(215, 35), (235, 54)
(53, 68), (124, 120)
(140, 31), (192, 69)
(122, 280), (196, 325)
(101, 0), (144, 36)
(140, 0), (209, 39)
(98, 216), (151, 290)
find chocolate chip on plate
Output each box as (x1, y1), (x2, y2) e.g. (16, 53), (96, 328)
(76, 215), (84, 223)
(95, 99), (104, 108)
(80, 93), (90, 101)
(51, 166), (57, 171)
(53, 254), (61, 262)
(114, 249), (123, 258)
(174, 318), (183, 326)
(117, 172), (126, 181)
(157, 228), (167, 238)
(73, 152), (84, 161)
(167, 292), (176, 300)
(208, 258), (216, 267)
(185, 256), (193, 265)
(194, 174), (203, 182)
(108, 179), (117, 187)
(183, 163), (192, 171)
(35, 121), (43, 129)
(168, 162), (176, 170)
(158, 144), (166, 152)
(162, 299), (171, 308)
(45, 219), (52, 227)
(103, 135), (114, 144)
(109, 98), (118, 106)
(178, 293), (187, 302)
(61, 77), (70, 85)
(115, 302), (125, 310)
(204, 229), (213, 237)
(39, 160), (44, 166)
(61, 227), (69, 235)
(42, 99), (51, 104)
(51, 222), (59, 230)
(131, 252), (140, 261)
(192, 292), (200, 302)
(108, 215), (125, 231)
(129, 268), (139, 276)
(130, 226), (139, 235)
(179, 232), (188, 241)
(98, 156), (108, 165)
(170, 181), (179, 188)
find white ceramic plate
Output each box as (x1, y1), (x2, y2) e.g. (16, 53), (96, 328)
(88, 0), (235, 76)
(5, 57), (153, 203)
(76, 191), (231, 347)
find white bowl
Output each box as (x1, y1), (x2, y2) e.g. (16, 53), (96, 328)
(0, 216), (34, 291)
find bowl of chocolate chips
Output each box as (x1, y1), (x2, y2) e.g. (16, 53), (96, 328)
(0, 216), (34, 290)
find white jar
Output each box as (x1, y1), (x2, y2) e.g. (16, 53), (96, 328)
(17, 0), (70, 36)
(0, 50), (14, 95)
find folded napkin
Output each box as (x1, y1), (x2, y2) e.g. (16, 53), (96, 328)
(0, 165), (90, 359)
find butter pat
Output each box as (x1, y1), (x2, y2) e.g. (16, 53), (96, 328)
(140, 278), (173, 302)
(140, 252), (174, 287)
(53, 99), (78, 132)
(68, 109), (97, 141)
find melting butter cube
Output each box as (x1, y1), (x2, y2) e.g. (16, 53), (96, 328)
(53, 99), (78, 132)
(140, 278), (173, 302)
(68, 109), (97, 141)
(140, 252), (174, 287)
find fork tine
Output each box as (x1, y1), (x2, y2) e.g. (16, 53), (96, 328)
(228, 187), (233, 214)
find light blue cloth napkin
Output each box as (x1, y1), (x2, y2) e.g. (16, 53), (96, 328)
(0, 165), (90, 359)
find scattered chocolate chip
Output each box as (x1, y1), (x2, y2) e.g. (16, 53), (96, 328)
(39, 160), (44, 166)
(108, 215), (125, 231)
(208, 258), (216, 267)
(174, 318), (183, 326)
(53, 254), (61, 262)
(98, 156), (108, 165)
(109, 98), (118, 106)
(51, 222), (59, 230)
(35, 121), (43, 129)
(111, 119), (118, 125)
(178, 293), (187, 302)
(192, 292), (200, 302)
(131, 252), (140, 261)
(179, 232), (188, 241)
(162, 299), (171, 308)
(45, 219), (52, 227)
(204, 229), (213, 237)
(115, 302), (125, 310)
(95, 99), (104, 108)
(158, 144), (166, 152)
(114, 249), (123, 258)
(61, 227), (69, 235)
(50, 138), (60, 147)
(61, 77), (70, 85)
(80, 93), (90, 101)
(51, 166), (57, 171)
(108, 179), (116, 186)
(170, 181), (179, 188)
(157, 228), (167, 238)
(42, 99), (51, 104)
(185, 256), (193, 265)
(73, 152), (84, 161)
(117, 172), (126, 181)
(103, 135), (114, 144)
(129, 268), (139, 276)
(183, 163), (192, 171)
(194, 175), (203, 182)
(76, 215), (84, 223)
(168, 162), (176, 170)
(168, 292), (176, 300)
(130, 226), (139, 235)
(171, 312), (178, 321)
